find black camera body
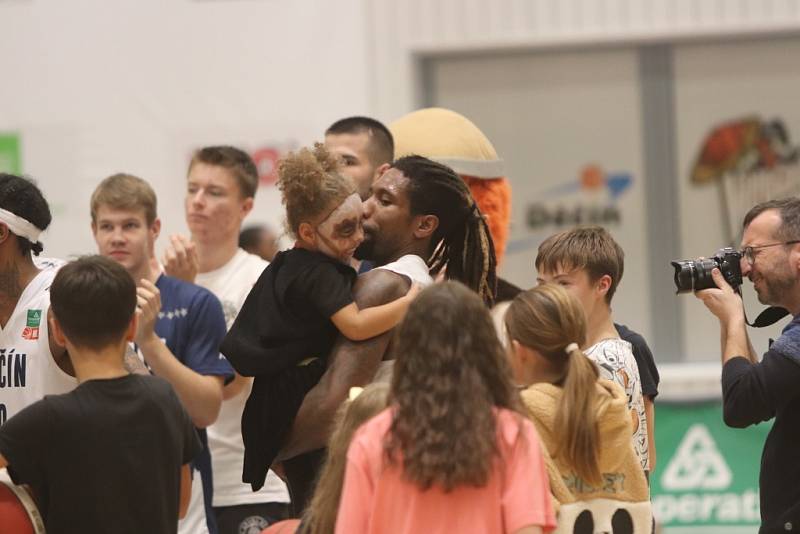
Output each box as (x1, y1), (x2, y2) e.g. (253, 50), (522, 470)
(671, 247), (743, 294)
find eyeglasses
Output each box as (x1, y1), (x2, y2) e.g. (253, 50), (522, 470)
(741, 240), (800, 265)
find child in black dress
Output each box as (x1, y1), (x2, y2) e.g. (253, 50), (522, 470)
(221, 144), (418, 510)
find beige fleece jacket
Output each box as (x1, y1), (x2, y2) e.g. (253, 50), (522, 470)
(520, 380), (650, 505)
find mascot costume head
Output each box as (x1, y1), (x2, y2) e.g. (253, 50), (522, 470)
(390, 108), (512, 267)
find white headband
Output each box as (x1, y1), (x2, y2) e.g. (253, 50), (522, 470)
(0, 207), (42, 244)
(565, 343), (579, 354)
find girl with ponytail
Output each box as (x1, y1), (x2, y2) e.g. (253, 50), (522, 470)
(505, 284), (652, 532)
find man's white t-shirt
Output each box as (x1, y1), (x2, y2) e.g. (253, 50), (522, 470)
(584, 338), (650, 471)
(196, 248), (290, 507)
(1, 265), (76, 429)
(375, 254), (433, 287)
(371, 255), (433, 384)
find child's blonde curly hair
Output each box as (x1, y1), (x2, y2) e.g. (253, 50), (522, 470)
(277, 143), (356, 238)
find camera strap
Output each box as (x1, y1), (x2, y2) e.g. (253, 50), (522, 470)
(735, 287), (790, 327)
(747, 306), (790, 328)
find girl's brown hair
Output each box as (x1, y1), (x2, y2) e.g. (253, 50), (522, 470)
(277, 143), (356, 238)
(303, 383), (390, 534)
(386, 281), (520, 491)
(504, 283), (604, 486)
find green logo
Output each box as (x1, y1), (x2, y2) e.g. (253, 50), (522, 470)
(27, 309), (42, 328)
(0, 134), (21, 174)
(651, 402), (768, 528)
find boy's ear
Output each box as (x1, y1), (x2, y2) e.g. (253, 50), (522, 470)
(49, 313), (68, 348)
(596, 274), (613, 297)
(126, 313), (138, 343)
(240, 196), (254, 218)
(151, 217), (162, 240)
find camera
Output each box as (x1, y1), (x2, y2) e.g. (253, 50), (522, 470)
(671, 247), (743, 293)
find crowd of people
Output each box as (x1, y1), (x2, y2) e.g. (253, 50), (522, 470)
(0, 110), (797, 534)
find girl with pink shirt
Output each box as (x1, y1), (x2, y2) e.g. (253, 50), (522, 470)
(335, 282), (556, 534)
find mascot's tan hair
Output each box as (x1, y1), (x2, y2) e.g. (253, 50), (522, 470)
(390, 108), (511, 266)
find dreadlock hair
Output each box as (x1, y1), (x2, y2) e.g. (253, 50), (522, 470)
(392, 155), (497, 306)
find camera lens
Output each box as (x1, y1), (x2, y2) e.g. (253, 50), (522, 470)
(671, 258), (720, 293)
(671, 261), (696, 293)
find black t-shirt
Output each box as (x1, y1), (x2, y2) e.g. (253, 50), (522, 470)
(0, 374), (201, 534)
(221, 247), (356, 377)
(220, 248), (356, 491)
(615, 323), (660, 399)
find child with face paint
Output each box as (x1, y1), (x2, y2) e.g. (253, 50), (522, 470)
(221, 144), (418, 512)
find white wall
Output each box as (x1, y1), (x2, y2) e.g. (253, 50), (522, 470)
(0, 0), (370, 259)
(369, 0), (800, 121)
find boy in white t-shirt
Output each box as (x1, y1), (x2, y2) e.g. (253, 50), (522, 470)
(162, 146), (289, 534)
(535, 226), (652, 475)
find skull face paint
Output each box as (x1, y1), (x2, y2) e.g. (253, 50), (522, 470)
(316, 193), (365, 263)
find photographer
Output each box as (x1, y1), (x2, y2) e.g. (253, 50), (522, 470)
(695, 198), (800, 534)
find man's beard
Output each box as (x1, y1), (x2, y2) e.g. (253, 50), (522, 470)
(755, 268), (796, 306)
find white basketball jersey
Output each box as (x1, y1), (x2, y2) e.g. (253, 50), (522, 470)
(0, 268), (76, 427)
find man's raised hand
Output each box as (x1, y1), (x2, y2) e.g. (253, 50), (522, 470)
(135, 279), (162, 347)
(162, 234), (198, 283)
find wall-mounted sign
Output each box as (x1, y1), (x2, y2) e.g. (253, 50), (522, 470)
(651, 402), (768, 530)
(691, 117), (800, 245)
(525, 164), (633, 230)
(0, 134), (21, 174)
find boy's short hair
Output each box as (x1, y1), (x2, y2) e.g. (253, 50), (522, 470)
(535, 226), (625, 304)
(50, 255), (137, 350)
(325, 116), (395, 167)
(189, 146), (259, 199)
(91, 173), (157, 226)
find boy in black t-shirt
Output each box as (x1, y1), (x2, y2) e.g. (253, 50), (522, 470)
(0, 255), (201, 534)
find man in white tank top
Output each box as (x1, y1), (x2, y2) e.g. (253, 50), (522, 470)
(162, 146), (289, 533)
(0, 176), (76, 423)
(0, 175), (76, 477)
(277, 155), (497, 464)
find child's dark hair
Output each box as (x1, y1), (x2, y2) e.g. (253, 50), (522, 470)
(50, 255), (137, 350)
(277, 143), (356, 238)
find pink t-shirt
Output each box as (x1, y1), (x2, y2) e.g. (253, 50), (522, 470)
(335, 408), (556, 534)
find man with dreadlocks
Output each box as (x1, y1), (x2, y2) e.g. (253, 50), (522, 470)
(274, 155), (497, 477)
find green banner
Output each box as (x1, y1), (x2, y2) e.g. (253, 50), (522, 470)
(0, 134), (21, 174)
(652, 401), (771, 531)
